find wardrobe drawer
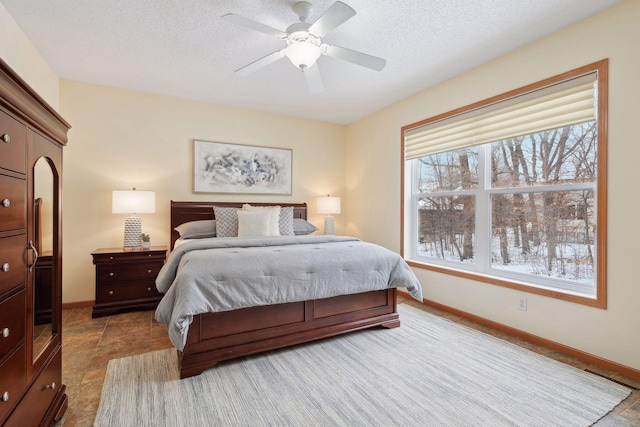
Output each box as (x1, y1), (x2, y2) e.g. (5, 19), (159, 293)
(0, 235), (27, 296)
(0, 345), (27, 424)
(4, 349), (61, 427)
(0, 290), (25, 359)
(0, 110), (26, 175)
(0, 174), (26, 232)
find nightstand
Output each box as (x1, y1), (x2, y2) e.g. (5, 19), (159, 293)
(91, 246), (167, 318)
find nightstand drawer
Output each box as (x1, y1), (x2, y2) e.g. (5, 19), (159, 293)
(0, 344), (27, 422)
(97, 282), (161, 303)
(0, 174), (26, 232)
(0, 110), (26, 175)
(92, 249), (165, 264)
(96, 261), (163, 283)
(0, 235), (27, 296)
(0, 290), (25, 360)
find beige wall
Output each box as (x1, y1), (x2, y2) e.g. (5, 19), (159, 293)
(59, 80), (345, 303)
(345, 0), (640, 370)
(0, 3), (59, 108)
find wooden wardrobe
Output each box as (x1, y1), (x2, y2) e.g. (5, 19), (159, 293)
(0, 59), (70, 425)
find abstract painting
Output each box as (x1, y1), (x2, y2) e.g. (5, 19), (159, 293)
(194, 140), (292, 194)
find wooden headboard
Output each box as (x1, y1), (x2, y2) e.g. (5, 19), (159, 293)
(170, 201), (308, 249)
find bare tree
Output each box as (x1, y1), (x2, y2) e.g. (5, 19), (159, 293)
(538, 126), (575, 271)
(458, 149), (474, 260)
(491, 148), (511, 264)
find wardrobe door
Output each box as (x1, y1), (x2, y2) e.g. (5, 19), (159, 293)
(19, 131), (66, 426)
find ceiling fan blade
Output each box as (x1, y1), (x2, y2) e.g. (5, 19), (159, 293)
(221, 13), (288, 39)
(235, 50), (286, 76)
(303, 64), (324, 94)
(308, 1), (355, 38)
(323, 44), (386, 71)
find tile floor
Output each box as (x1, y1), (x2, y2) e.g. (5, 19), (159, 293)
(56, 299), (640, 426)
(57, 307), (173, 426)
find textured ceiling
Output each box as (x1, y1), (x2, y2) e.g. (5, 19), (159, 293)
(1, 0), (621, 124)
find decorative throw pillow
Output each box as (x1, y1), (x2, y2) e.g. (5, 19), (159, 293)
(242, 204), (281, 236)
(213, 207), (239, 237)
(293, 218), (318, 235)
(279, 207), (295, 236)
(174, 220), (216, 239)
(237, 210), (272, 237)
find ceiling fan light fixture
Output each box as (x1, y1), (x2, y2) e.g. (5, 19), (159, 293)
(223, 1), (385, 91)
(285, 40), (321, 69)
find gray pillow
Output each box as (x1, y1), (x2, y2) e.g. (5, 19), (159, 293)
(279, 207), (295, 236)
(174, 220), (216, 239)
(293, 218), (318, 235)
(213, 207), (239, 237)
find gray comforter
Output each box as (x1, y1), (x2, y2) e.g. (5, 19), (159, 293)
(155, 235), (423, 350)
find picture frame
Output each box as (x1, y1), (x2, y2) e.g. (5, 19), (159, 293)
(193, 140), (292, 194)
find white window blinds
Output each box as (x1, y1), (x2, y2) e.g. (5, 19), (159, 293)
(404, 72), (597, 160)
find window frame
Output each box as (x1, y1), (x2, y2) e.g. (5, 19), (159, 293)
(401, 60), (608, 308)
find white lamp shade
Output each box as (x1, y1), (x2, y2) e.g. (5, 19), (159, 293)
(317, 196), (341, 215)
(285, 41), (321, 69)
(112, 190), (156, 214)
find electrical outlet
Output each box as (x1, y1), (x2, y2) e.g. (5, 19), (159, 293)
(518, 295), (527, 311)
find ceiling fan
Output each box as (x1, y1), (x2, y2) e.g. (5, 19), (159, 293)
(221, 1), (386, 94)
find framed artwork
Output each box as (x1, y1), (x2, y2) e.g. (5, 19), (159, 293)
(194, 140), (292, 194)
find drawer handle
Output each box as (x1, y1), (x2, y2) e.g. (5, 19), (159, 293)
(1, 391), (8, 402)
(1, 263), (8, 273)
(46, 382), (56, 390)
(109, 290), (114, 295)
(147, 269), (152, 274)
(147, 287), (152, 291)
(1, 133), (9, 143)
(1, 199), (10, 208)
(28, 240), (38, 272)
(109, 272), (114, 277)
(1, 328), (8, 338)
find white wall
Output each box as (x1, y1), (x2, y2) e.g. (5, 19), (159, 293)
(0, 2), (59, 108)
(59, 80), (346, 303)
(345, 0), (640, 371)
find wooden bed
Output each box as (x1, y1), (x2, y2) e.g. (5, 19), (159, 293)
(169, 201), (399, 379)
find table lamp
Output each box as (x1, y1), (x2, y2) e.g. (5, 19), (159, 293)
(112, 188), (155, 248)
(317, 195), (341, 235)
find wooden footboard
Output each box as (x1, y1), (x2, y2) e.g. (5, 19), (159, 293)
(178, 288), (398, 378)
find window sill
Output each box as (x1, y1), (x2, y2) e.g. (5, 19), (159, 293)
(406, 259), (606, 309)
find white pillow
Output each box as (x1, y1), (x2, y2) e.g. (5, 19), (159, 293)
(237, 210), (272, 237)
(242, 204), (281, 236)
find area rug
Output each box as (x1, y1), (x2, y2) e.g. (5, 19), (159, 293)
(94, 304), (630, 427)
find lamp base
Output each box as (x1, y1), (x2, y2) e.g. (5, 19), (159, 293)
(324, 215), (335, 235)
(123, 215), (142, 247)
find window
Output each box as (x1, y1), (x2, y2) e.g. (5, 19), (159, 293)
(402, 60), (608, 307)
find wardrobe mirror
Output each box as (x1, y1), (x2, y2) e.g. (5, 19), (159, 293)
(33, 156), (54, 359)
